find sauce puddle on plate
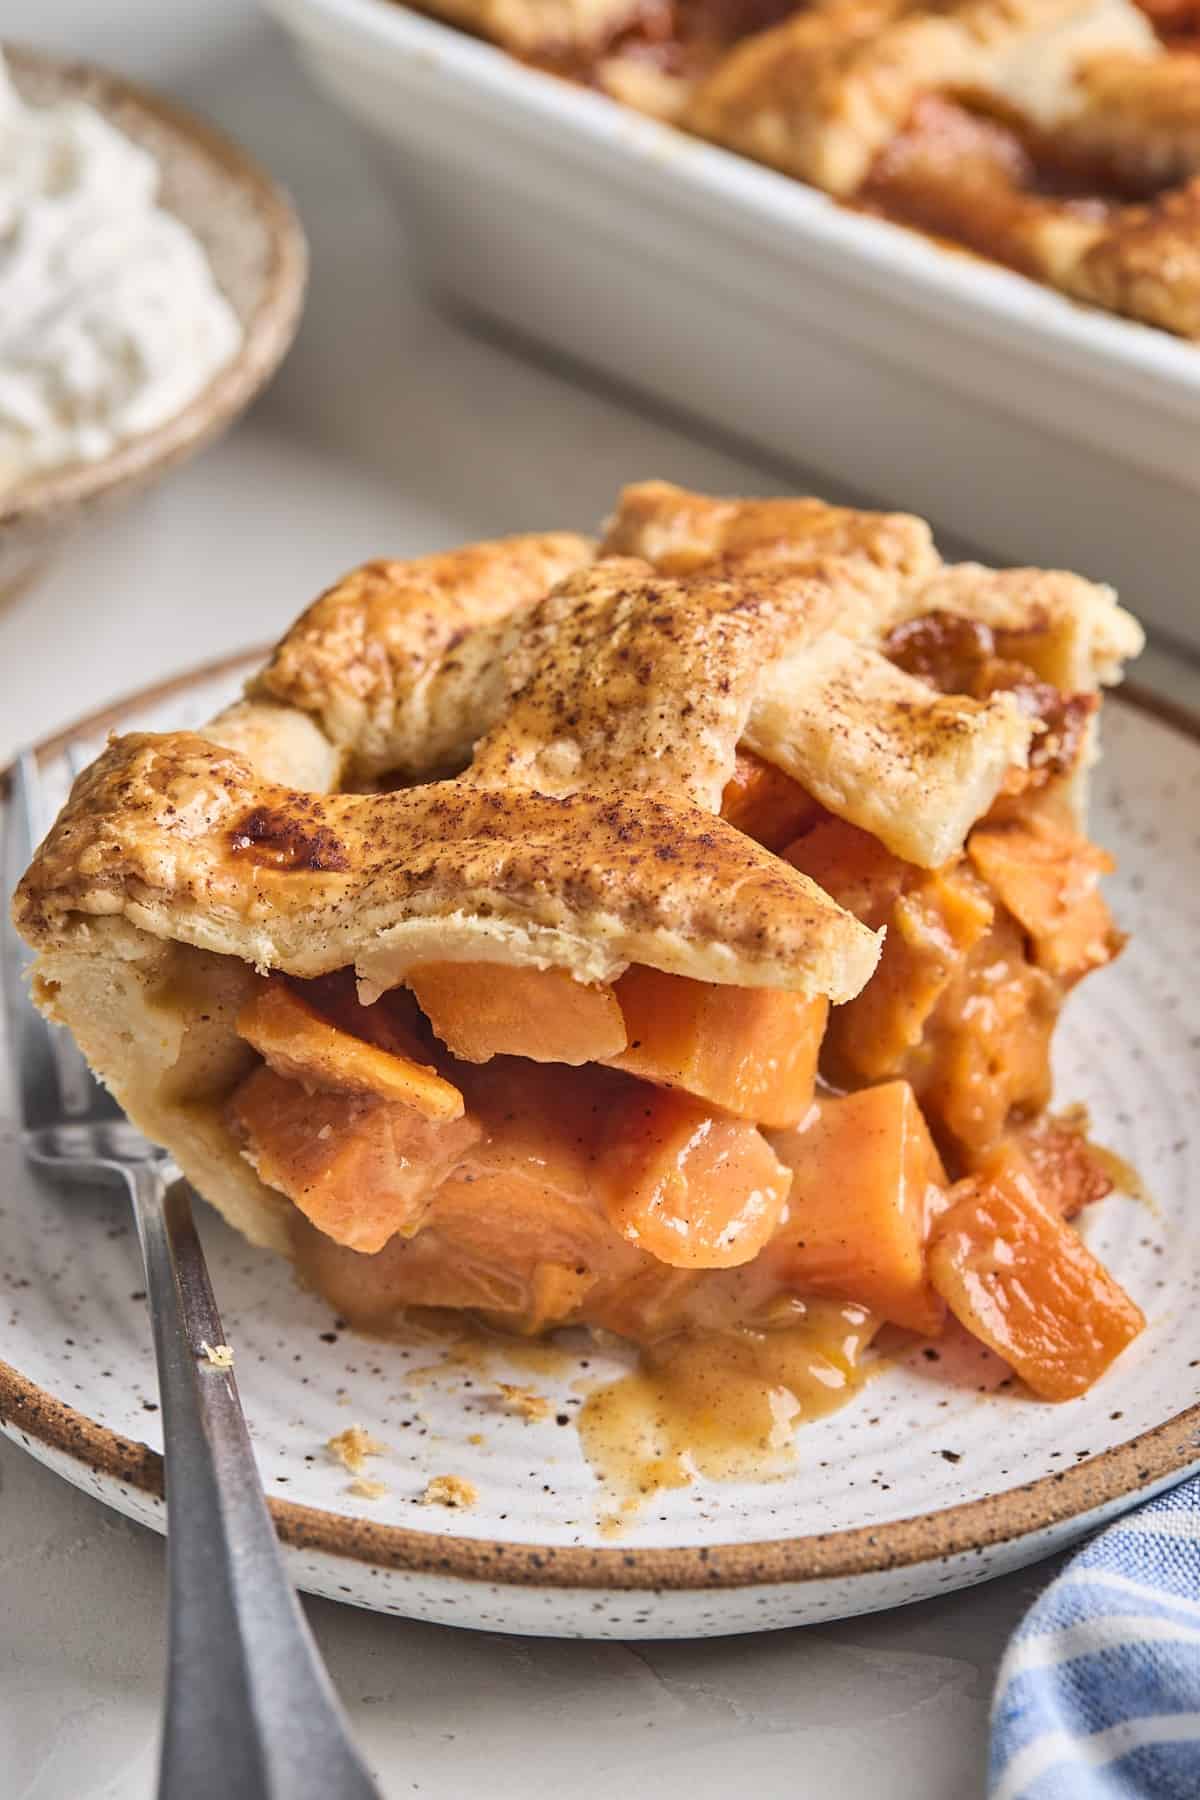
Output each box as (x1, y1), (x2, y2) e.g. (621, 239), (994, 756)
(577, 1300), (879, 1524)
(295, 1243), (881, 1527)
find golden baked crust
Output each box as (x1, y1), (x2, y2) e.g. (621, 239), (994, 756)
(471, 555), (898, 808)
(601, 477), (941, 584)
(16, 727), (879, 996)
(415, 0), (1189, 340)
(250, 532), (594, 783)
(31, 929), (288, 1249)
(1057, 49), (1200, 188)
(912, 563), (1142, 690)
(1062, 175), (1200, 335)
(410, 0), (643, 55)
(682, 0), (1116, 195)
(12, 481), (1143, 1255)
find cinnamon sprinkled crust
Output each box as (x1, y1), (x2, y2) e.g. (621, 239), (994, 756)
(1058, 51), (1200, 191)
(11, 480), (1143, 1261)
(14, 730), (879, 997)
(250, 532), (594, 783)
(468, 557), (831, 810)
(1064, 176), (1200, 339)
(600, 479), (941, 585)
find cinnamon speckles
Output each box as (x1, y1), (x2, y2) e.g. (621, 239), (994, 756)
(230, 805), (349, 873)
(14, 732), (880, 1000)
(466, 560), (816, 812)
(254, 533), (595, 783)
(11, 483), (1141, 1002)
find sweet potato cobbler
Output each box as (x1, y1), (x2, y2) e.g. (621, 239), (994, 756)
(394, 0), (1200, 341)
(14, 481), (1145, 1408)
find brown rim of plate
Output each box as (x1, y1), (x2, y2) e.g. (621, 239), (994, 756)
(2, 659), (1198, 1593)
(0, 45), (307, 528)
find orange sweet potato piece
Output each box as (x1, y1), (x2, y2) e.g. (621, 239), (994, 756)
(979, 1118), (1114, 1219)
(824, 866), (994, 1085)
(600, 1088), (792, 1269)
(928, 1165), (1144, 1399)
(968, 817), (1123, 985)
(915, 912), (1060, 1154)
(290, 1063), (648, 1330)
(294, 969), (430, 1055)
(428, 1063), (635, 1288)
(770, 1082), (947, 1334)
(237, 982), (464, 1120)
(289, 1218), (563, 1327)
(720, 748), (825, 851)
(229, 1065), (481, 1253)
(783, 817), (911, 927)
(610, 966), (827, 1129)
(407, 961), (627, 1065)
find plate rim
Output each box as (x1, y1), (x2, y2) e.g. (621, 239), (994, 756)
(3, 657), (1199, 1595)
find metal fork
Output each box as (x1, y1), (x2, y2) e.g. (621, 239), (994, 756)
(3, 747), (384, 1800)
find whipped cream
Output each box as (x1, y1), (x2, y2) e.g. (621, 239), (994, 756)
(0, 55), (243, 492)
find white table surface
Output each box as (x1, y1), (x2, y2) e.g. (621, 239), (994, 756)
(3, 5), (1199, 1796)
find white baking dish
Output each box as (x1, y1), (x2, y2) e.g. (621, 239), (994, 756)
(266, 0), (1200, 645)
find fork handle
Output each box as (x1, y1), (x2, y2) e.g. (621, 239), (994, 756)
(126, 1166), (383, 1800)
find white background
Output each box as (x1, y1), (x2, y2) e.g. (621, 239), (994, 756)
(2, 3), (1197, 1795)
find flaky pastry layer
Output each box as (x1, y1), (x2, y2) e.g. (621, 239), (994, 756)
(13, 480), (1143, 1258)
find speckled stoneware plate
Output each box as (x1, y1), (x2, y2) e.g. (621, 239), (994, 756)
(0, 47), (307, 594)
(3, 655), (1199, 1639)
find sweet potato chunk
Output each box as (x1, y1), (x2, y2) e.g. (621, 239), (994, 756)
(824, 866), (994, 1085)
(787, 820), (1069, 1156)
(929, 1166), (1144, 1400)
(237, 982), (464, 1120)
(915, 912), (1060, 1154)
(230, 1065), (481, 1253)
(783, 817), (910, 927)
(720, 748), (825, 851)
(428, 1063), (635, 1292)
(289, 1217), (537, 1328)
(770, 1082), (947, 1334)
(600, 1088), (792, 1269)
(980, 1117), (1114, 1219)
(611, 966), (827, 1128)
(407, 961), (627, 1065)
(968, 817), (1123, 985)
(291, 1062), (643, 1328)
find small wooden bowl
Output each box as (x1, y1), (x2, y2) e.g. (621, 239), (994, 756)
(0, 45), (309, 593)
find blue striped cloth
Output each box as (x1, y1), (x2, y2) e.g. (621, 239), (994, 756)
(989, 1476), (1200, 1799)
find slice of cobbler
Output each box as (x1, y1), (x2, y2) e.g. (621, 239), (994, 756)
(13, 480), (1145, 1404)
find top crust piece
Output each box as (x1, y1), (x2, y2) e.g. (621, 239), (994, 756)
(408, 0), (1200, 339)
(250, 532), (595, 783)
(14, 481), (1142, 1007)
(18, 731), (877, 998)
(683, 0), (1160, 195)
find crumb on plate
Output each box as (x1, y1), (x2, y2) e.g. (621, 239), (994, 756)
(419, 1474), (478, 1509)
(494, 1381), (550, 1422)
(199, 1341), (234, 1369)
(348, 1477), (390, 1501)
(326, 1424), (389, 1474)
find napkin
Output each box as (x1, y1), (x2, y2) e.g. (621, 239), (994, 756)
(989, 1477), (1200, 1799)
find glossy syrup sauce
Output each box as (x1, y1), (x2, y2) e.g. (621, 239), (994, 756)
(308, 1272), (882, 1525)
(575, 1301), (878, 1528)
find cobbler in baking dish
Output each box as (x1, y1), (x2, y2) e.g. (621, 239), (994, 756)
(395, 0), (1200, 340)
(14, 481), (1146, 1413)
